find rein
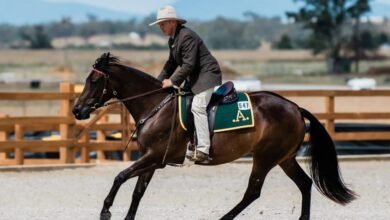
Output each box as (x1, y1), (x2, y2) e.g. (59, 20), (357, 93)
(162, 93), (178, 165)
(122, 92), (176, 152)
(103, 87), (166, 107)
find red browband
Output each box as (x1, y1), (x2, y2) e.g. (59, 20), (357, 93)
(91, 68), (105, 75)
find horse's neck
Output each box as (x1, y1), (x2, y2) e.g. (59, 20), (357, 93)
(114, 71), (167, 122)
(124, 91), (168, 122)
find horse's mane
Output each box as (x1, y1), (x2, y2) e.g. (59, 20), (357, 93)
(93, 52), (162, 87)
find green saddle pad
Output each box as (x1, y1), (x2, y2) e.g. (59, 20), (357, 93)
(179, 92), (255, 133)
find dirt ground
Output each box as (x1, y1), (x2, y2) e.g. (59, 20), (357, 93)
(0, 160), (389, 220)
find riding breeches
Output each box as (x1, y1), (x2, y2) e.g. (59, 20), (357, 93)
(191, 87), (214, 154)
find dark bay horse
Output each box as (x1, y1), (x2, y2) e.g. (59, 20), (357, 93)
(73, 53), (356, 220)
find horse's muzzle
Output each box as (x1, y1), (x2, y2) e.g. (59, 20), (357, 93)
(72, 105), (92, 120)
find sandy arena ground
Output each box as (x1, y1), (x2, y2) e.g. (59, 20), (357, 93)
(0, 160), (389, 220)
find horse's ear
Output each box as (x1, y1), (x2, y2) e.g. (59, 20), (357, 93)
(93, 57), (100, 68)
(105, 52), (111, 65)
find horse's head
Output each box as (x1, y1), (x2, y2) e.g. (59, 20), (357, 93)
(73, 52), (120, 120)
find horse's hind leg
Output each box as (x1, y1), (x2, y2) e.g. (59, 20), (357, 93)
(220, 158), (273, 220)
(124, 170), (156, 220)
(100, 155), (160, 220)
(280, 158), (312, 220)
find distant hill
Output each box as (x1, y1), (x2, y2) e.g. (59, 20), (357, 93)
(173, 0), (390, 21)
(172, 0), (300, 20)
(0, 0), (138, 25)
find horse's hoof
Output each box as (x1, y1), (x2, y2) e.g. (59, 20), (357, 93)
(100, 211), (111, 220)
(220, 215), (234, 220)
(299, 216), (310, 220)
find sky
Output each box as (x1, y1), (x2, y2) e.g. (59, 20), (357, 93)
(43, 0), (176, 14)
(0, 0), (390, 25)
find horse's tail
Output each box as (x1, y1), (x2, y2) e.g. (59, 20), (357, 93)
(300, 107), (357, 205)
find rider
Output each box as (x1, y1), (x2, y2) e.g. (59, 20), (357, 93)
(149, 5), (222, 162)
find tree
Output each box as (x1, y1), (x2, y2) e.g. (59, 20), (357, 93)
(78, 24), (97, 43)
(377, 32), (389, 45)
(0, 24), (19, 47)
(287, 0), (371, 73)
(360, 30), (375, 50)
(87, 14), (98, 23)
(20, 25), (52, 49)
(348, 0), (371, 72)
(345, 30), (388, 61)
(274, 34), (293, 49)
(193, 17), (260, 49)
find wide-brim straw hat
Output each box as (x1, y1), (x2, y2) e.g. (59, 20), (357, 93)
(149, 5), (187, 26)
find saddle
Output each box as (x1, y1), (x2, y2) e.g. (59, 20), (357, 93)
(184, 81), (238, 137)
(208, 81), (238, 107)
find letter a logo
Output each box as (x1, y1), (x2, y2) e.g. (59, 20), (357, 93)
(233, 110), (248, 123)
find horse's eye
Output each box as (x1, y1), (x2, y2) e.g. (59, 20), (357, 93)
(91, 78), (99, 84)
(90, 75), (102, 83)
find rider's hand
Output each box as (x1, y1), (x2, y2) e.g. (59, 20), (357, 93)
(162, 79), (173, 88)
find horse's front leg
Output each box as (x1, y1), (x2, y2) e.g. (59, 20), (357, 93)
(124, 170), (156, 220)
(100, 154), (160, 220)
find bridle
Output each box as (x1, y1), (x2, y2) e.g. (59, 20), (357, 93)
(90, 68), (118, 110)
(89, 67), (166, 109)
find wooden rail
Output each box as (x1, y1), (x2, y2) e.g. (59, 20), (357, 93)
(0, 83), (137, 165)
(1, 84), (390, 165)
(273, 90), (390, 141)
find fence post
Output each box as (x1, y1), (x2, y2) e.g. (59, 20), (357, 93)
(96, 115), (108, 161)
(0, 130), (7, 161)
(14, 124), (24, 165)
(0, 114), (7, 161)
(325, 96), (335, 137)
(121, 104), (130, 161)
(77, 106), (113, 163)
(80, 132), (90, 163)
(59, 83), (75, 163)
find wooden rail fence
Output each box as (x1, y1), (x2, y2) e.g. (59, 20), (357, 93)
(0, 83), (136, 165)
(1, 83), (390, 165)
(276, 90), (390, 141)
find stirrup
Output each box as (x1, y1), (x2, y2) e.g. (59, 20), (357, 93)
(185, 142), (196, 160)
(185, 149), (195, 160)
(193, 150), (212, 163)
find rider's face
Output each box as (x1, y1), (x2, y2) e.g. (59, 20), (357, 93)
(158, 20), (177, 36)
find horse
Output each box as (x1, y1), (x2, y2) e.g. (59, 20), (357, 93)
(73, 53), (356, 220)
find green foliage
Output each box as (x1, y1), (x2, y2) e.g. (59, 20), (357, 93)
(193, 17), (259, 49)
(20, 25), (52, 49)
(46, 17), (75, 38)
(347, 31), (389, 51)
(0, 24), (19, 47)
(360, 31), (376, 50)
(287, 0), (371, 58)
(274, 34), (293, 49)
(191, 14), (290, 49)
(377, 32), (389, 45)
